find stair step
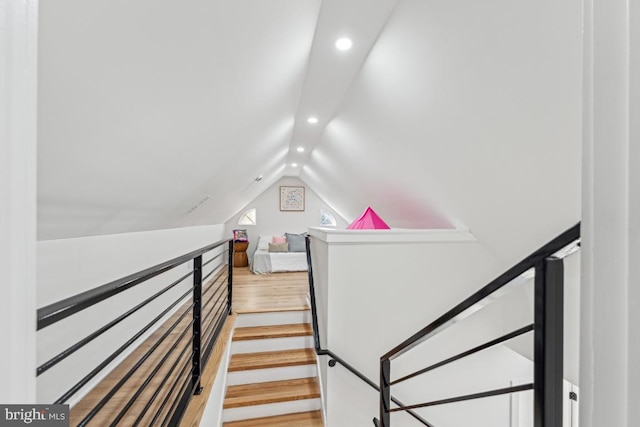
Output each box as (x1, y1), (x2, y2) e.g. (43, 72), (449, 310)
(235, 310), (311, 328)
(223, 378), (320, 409)
(227, 363), (317, 386)
(223, 410), (323, 427)
(229, 348), (316, 372)
(231, 335), (314, 354)
(233, 323), (313, 341)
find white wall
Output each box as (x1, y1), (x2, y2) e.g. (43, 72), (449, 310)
(224, 176), (347, 257)
(581, 0), (640, 425)
(310, 228), (537, 426)
(36, 224), (226, 404)
(0, 0), (38, 403)
(310, 228), (580, 426)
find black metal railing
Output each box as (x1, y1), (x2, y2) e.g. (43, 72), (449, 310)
(36, 238), (235, 426)
(376, 223), (580, 426)
(305, 236), (435, 427)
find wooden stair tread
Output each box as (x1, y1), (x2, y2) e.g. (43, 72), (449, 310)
(223, 410), (323, 426)
(233, 323), (313, 341)
(223, 378), (320, 409)
(234, 306), (310, 314)
(229, 348), (316, 372)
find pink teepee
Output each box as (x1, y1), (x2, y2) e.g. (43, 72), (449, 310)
(347, 207), (390, 230)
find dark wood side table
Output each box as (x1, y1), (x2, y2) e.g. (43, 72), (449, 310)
(233, 241), (249, 267)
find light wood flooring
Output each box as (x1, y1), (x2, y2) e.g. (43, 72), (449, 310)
(231, 267), (309, 313)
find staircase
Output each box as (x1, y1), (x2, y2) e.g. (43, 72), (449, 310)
(221, 309), (324, 426)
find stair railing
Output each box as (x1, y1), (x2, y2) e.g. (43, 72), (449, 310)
(376, 223), (580, 426)
(305, 236), (435, 427)
(37, 238), (234, 426)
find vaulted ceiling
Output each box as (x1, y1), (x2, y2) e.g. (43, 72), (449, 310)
(38, 0), (582, 263)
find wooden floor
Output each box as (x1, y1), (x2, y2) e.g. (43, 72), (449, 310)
(231, 267), (309, 313)
(67, 266), (311, 426)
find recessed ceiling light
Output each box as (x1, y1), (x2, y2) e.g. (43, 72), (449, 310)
(296, 147), (305, 153)
(307, 117), (318, 124)
(291, 163), (298, 167)
(335, 37), (353, 51)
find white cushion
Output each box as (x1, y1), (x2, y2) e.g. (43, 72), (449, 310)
(256, 235), (272, 251)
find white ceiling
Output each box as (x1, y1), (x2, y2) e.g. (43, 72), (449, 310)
(38, 0), (583, 263)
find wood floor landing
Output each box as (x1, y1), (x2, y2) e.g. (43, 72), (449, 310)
(231, 267), (309, 313)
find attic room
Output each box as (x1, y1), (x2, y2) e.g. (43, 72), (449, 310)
(1, 0), (639, 426)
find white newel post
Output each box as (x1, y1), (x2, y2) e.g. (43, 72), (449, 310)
(0, 0), (38, 403)
(581, 0), (640, 425)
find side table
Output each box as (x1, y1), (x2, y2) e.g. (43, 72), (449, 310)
(233, 241), (249, 267)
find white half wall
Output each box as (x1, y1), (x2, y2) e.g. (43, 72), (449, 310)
(199, 319), (235, 427)
(309, 227), (544, 426)
(0, 0), (38, 404)
(225, 176), (348, 257)
(36, 224), (225, 404)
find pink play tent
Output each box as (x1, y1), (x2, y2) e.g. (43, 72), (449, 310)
(347, 207), (390, 230)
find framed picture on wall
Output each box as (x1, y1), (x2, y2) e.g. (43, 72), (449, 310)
(280, 186), (305, 211)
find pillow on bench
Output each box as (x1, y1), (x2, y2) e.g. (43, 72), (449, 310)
(285, 233), (306, 252)
(268, 242), (289, 252)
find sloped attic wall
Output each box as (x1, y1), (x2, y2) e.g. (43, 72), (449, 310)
(299, 0), (582, 265)
(224, 176), (348, 256)
(37, 0), (322, 240)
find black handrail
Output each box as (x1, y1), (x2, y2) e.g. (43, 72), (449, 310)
(37, 269), (194, 376)
(54, 287), (194, 404)
(388, 383), (534, 412)
(378, 223), (580, 426)
(37, 238), (230, 330)
(305, 235), (322, 352)
(305, 236), (434, 427)
(382, 224), (580, 361)
(37, 236), (234, 426)
(390, 324), (534, 386)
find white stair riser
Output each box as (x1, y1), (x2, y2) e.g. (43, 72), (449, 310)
(227, 364), (317, 386)
(235, 311), (311, 328)
(231, 335), (314, 354)
(222, 398), (322, 422)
